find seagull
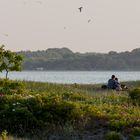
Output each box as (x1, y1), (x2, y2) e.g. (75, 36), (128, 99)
(35, 1), (42, 4)
(22, 0), (27, 5)
(88, 19), (91, 23)
(78, 7), (83, 13)
(3, 34), (8, 37)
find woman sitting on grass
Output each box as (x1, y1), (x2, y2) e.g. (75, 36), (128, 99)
(115, 77), (122, 91)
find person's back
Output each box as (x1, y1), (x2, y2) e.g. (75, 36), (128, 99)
(107, 75), (116, 89)
(115, 78), (122, 91)
(108, 79), (116, 89)
(115, 78), (120, 88)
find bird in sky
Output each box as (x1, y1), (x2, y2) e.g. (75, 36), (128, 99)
(88, 19), (91, 23)
(3, 34), (8, 37)
(22, 0), (27, 5)
(35, 1), (42, 4)
(78, 7), (83, 13)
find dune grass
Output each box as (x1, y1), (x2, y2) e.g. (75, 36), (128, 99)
(0, 79), (140, 140)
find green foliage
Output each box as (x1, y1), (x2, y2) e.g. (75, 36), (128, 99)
(132, 127), (140, 136)
(105, 131), (122, 140)
(0, 80), (140, 138)
(129, 88), (140, 105)
(18, 47), (140, 70)
(0, 79), (25, 95)
(0, 45), (23, 79)
(128, 135), (136, 140)
(1, 130), (8, 140)
(109, 119), (128, 131)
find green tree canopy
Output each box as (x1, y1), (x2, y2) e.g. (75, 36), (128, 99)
(0, 45), (23, 79)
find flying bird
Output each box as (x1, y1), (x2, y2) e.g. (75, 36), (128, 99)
(22, 0), (27, 5)
(35, 1), (42, 4)
(88, 19), (91, 23)
(78, 7), (83, 13)
(3, 34), (8, 37)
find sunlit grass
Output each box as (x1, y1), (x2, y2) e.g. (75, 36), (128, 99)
(0, 79), (140, 139)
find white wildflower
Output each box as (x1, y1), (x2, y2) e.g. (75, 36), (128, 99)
(28, 95), (33, 98)
(16, 102), (20, 105)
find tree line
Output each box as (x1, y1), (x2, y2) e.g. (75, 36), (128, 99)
(17, 47), (140, 71)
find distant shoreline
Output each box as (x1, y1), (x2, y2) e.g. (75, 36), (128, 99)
(8, 70), (140, 72)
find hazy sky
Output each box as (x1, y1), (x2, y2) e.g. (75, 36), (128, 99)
(0, 0), (140, 53)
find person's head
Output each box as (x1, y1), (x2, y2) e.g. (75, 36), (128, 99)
(115, 77), (118, 81)
(111, 75), (115, 80)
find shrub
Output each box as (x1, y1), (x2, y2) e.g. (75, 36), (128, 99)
(0, 79), (25, 95)
(132, 127), (140, 136)
(1, 130), (8, 140)
(128, 134), (136, 140)
(105, 131), (123, 140)
(109, 119), (128, 131)
(129, 88), (140, 105)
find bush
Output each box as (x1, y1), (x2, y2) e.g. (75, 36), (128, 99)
(0, 94), (83, 135)
(109, 119), (128, 131)
(132, 127), (140, 136)
(0, 98), (38, 135)
(0, 79), (25, 95)
(105, 131), (123, 140)
(128, 134), (136, 140)
(1, 130), (8, 140)
(129, 88), (140, 105)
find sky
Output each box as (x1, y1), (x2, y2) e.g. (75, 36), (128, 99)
(0, 0), (140, 53)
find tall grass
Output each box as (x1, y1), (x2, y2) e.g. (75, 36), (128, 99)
(0, 79), (140, 139)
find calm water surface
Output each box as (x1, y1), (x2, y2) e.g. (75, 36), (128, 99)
(0, 71), (140, 84)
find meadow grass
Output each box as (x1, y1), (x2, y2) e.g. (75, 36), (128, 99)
(0, 79), (140, 140)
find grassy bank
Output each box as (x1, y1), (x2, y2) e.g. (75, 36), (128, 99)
(0, 79), (140, 140)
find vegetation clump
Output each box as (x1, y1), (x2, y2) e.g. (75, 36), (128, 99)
(0, 79), (25, 95)
(105, 131), (122, 140)
(129, 88), (140, 105)
(0, 80), (140, 139)
(1, 130), (8, 140)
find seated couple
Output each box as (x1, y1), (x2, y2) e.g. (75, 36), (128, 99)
(107, 75), (128, 91)
(107, 75), (124, 91)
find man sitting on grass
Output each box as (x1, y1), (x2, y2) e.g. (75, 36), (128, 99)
(107, 75), (116, 89)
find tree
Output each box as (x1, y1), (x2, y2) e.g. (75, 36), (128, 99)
(0, 45), (23, 79)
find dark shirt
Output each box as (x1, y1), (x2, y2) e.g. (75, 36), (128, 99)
(107, 79), (116, 89)
(115, 80), (121, 88)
